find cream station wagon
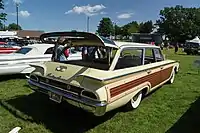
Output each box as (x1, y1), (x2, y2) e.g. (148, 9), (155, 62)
(28, 32), (179, 116)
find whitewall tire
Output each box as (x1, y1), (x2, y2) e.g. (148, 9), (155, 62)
(126, 91), (142, 110)
(168, 70), (175, 84)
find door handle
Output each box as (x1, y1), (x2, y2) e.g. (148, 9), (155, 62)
(147, 70), (152, 74)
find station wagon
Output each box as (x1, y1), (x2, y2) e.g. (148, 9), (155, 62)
(28, 32), (179, 116)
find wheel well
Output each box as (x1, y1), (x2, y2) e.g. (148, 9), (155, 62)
(174, 67), (178, 74)
(142, 87), (149, 96)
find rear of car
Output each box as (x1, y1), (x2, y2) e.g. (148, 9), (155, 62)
(184, 42), (200, 55)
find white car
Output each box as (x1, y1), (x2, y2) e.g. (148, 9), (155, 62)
(0, 43), (54, 76)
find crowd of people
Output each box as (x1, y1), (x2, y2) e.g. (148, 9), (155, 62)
(159, 42), (180, 54)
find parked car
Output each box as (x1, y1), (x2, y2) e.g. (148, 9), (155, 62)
(0, 44), (20, 54)
(28, 32), (179, 116)
(183, 36), (200, 55)
(0, 43), (54, 76)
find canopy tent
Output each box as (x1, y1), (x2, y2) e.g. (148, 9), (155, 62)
(188, 36), (200, 43)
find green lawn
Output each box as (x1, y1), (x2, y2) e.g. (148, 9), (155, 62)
(1, 49), (200, 133)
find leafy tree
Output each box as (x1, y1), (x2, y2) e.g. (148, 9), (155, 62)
(139, 20), (154, 33)
(127, 21), (140, 34)
(0, 23), (6, 30)
(71, 30), (77, 32)
(0, 0), (7, 29)
(114, 25), (121, 36)
(97, 17), (113, 37)
(121, 24), (130, 38)
(7, 23), (22, 30)
(157, 5), (200, 42)
(119, 21), (140, 38)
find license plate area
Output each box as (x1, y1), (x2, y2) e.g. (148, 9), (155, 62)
(49, 92), (62, 103)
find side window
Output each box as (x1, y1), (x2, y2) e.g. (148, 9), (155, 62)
(115, 48), (143, 70)
(144, 48), (156, 64)
(153, 48), (164, 62)
(45, 47), (54, 54)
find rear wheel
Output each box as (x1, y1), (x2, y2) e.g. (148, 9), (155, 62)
(126, 91), (143, 110)
(168, 70), (175, 84)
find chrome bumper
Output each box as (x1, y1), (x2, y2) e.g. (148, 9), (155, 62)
(28, 80), (107, 116)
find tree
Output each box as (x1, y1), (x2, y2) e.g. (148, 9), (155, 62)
(139, 20), (154, 33)
(121, 24), (130, 38)
(120, 21), (140, 38)
(0, 0), (7, 30)
(7, 23), (22, 30)
(114, 25), (121, 36)
(71, 30), (77, 32)
(127, 21), (140, 34)
(157, 5), (200, 42)
(97, 17), (113, 37)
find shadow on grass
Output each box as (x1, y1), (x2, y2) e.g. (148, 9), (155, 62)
(0, 92), (118, 133)
(166, 98), (200, 133)
(178, 54), (187, 55)
(0, 74), (26, 82)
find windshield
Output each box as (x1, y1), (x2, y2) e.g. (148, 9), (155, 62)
(53, 46), (117, 70)
(15, 48), (32, 54)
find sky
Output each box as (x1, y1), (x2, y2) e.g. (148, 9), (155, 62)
(3, 0), (200, 32)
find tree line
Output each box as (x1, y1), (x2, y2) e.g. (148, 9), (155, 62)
(97, 18), (154, 39)
(0, 0), (22, 31)
(97, 5), (200, 43)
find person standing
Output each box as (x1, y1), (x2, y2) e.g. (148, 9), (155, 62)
(175, 43), (179, 54)
(166, 42), (170, 50)
(82, 47), (88, 60)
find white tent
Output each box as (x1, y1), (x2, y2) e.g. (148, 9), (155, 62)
(0, 30), (22, 39)
(188, 36), (200, 43)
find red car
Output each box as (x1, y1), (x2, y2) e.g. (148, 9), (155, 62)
(0, 41), (6, 45)
(0, 45), (20, 54)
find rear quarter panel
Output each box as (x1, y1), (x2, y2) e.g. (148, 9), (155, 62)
(104, 60), (179, 112)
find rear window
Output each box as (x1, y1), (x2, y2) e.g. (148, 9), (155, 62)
(15, 48), (32, 54)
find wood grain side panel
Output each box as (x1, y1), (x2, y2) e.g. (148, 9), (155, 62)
(110, 66), (173, 98)
(162, 67), (173, 82)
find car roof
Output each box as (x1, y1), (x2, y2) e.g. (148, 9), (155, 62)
(114, 41), (160, 48)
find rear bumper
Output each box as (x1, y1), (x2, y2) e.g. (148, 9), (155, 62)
(28, 80), (107, 116)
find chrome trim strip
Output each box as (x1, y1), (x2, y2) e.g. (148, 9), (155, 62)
(83, 61), (178, 82)
(40, 81), (79, 96)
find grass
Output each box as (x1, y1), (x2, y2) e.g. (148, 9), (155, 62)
(1, 48), (200, 133)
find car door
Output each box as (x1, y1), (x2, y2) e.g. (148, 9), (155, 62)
(152, 48), (171, 83)
(144, 48), (162, 88)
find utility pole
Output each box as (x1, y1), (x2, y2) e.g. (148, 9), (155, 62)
(113, 21), (116, 40)
(87, 16), (90, 32)
(16, 3), (19, 30)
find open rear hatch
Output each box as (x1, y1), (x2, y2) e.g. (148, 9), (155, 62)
(40, 31), (118, 48)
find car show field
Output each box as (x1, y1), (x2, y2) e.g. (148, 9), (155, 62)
(0, 49), (200, 133)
